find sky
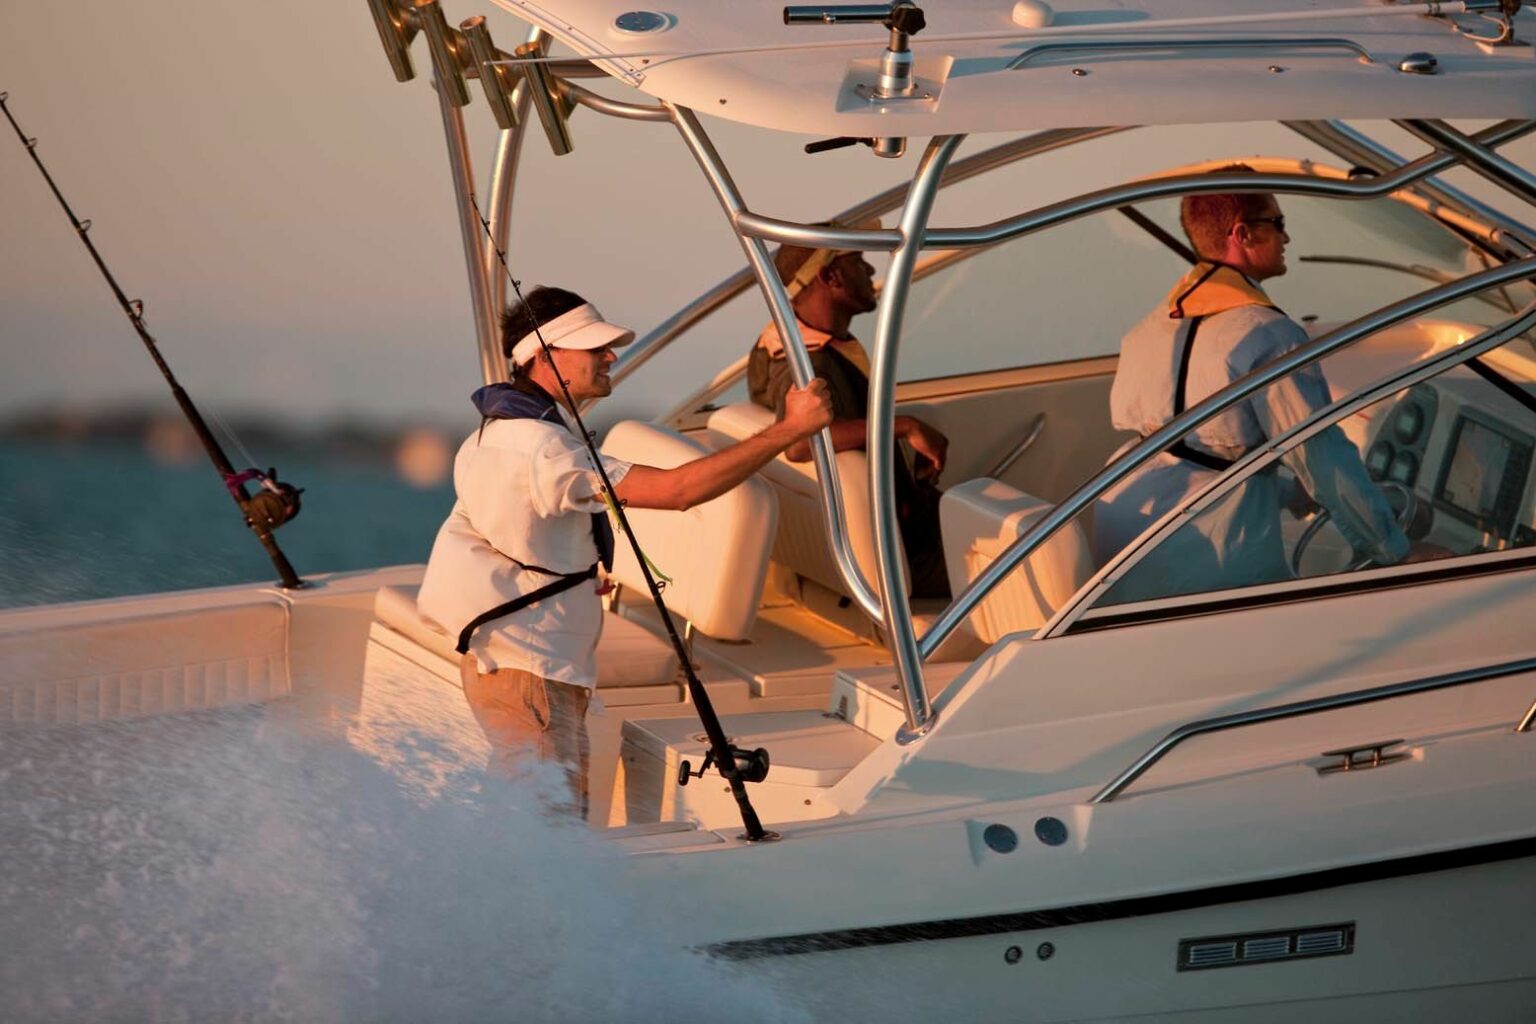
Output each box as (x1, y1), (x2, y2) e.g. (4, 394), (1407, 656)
(4, 2), (1534, 434)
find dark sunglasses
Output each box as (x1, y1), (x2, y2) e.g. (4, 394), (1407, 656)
(1241, 215), (1286, 234)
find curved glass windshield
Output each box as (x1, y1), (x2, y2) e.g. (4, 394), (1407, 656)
(896, 165), (1530, 384)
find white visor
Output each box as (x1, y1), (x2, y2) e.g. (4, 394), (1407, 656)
(510, 302), (635, 367)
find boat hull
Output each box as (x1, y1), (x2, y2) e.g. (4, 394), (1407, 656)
(722, 851), (1536, 1022)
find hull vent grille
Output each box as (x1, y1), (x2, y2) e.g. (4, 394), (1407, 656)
(1185, 941), (1238, 967)
(1179, 922), (1355, 971)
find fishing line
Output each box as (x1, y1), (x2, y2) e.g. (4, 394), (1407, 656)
(469, 195), (776, 842)
(2, 93), (305, 589)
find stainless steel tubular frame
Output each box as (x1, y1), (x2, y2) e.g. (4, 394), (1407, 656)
(485, 82), (530, 331)
(612, 126), (1130, 392)
(919, 119), (1536, 248)
(1397, 120), (1536, 209)
(1283, 120), (1536, 255)
(1047, 296), (1536, 637)
(484, 25), (543, 325)
(1092, 656), (1536, 804)
(919, 255), (1536, 659)
(434, 78), (504, 385)
(1006, 36), (1378, 71)
(731, 121), (1536, 254)
(654, 247), (988, 423)
(869, 134), (965, 738)
(1518, 698), (1536, 733)
(562, 80), (671, 121)
(667, 102), (884, 621)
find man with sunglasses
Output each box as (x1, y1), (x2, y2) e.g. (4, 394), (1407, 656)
(1093, 164), (1425, 602)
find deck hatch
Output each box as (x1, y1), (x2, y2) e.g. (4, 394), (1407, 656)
(1178, 922), (1355, 971)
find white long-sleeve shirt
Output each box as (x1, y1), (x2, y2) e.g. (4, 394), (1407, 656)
(1094, 266), (1408, 602)
(417, 408), (632, 686)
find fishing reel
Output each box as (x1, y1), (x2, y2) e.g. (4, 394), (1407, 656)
(678, 744), (772, 787)
(230, 467), (304, 532)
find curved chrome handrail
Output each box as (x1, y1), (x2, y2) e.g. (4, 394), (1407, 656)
(918, 256), (1536, 659)
(610, 126), (1130, 391)
(1046, 299), (1536, 636)
(1006, 36), (1377, 71)
(563, 80), (672, 121)
(485, 58), (534, 341)
(1518, 697), (1536, 734)
(729, 121), (1535, 253)
(1284, 120), (1536, 255)
(1398, 119), (1536, 209)
(868, 134), (966, 737)
(613, 127), (1531, 405)
(668, 103), (884, 620)
(1092, 656), (1536, 804)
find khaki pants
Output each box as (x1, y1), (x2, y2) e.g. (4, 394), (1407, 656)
(461, 657), (591, 819)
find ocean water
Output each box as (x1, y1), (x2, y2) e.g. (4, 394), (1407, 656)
(0, 693), (809, 1023)
(0, 438), (453, 608)
(0, 438), (822, 1022)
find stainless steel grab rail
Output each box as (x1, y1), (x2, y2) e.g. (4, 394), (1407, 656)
(1046, 300), (1536, 636)
(1092, 656), (1536, 804)
(1518, 697), (1536, 734)
(920, 255), (1536, 660)
(611, 126), (1129, 392)
(732, 121), (1536, 253)
(1006, 36), (1376, 71)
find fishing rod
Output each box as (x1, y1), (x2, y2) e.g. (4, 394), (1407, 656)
(470, 197), (777, 842)
(2, 94), (305, 589)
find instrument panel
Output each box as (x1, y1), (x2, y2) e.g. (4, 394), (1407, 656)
(1365, 378), (1536, 550)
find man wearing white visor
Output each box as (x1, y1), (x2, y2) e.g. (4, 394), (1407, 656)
(419, 286), (831, 815)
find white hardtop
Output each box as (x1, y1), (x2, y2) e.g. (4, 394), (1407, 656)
(494, 0), (1536, 134)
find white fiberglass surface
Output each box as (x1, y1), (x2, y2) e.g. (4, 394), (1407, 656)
(0, 669), (807, 1023)
(491, 0), (1536, 135)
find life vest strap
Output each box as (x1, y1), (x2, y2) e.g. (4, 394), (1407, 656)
(455, 563), (598, 655)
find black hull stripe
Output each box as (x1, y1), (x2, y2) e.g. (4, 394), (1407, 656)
(705, 833), (1536, 961)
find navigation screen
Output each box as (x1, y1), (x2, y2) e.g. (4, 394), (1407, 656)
(1439, 416), (1525, 526)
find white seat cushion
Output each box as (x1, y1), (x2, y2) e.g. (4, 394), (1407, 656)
(373, 585), (678, 688)
(599, 420), (777, 640)
(705, 402), (901, 599)
(940, 478), (1093, 643)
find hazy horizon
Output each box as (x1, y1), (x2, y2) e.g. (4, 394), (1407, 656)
(5, 3), (1535, 434)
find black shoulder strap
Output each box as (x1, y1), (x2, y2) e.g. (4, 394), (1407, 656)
(1172, 314), (1204, 416)
(1167, 314), (1237, 472)
(455, 563), (598, 655)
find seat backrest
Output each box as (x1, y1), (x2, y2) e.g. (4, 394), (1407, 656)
(939, 477), (1093, 643)
(705, 402), (898, 599)
(600, 420), (777, 641)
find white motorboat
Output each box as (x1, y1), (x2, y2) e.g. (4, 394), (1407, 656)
(7, 0), (1536, 1018)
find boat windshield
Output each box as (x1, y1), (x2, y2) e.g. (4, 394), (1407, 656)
(898, 185), (1534, 382)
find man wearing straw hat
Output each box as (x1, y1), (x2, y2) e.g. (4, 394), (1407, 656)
(749, 224), (952, 598)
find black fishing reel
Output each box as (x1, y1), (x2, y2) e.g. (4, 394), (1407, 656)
(238, 468), (304, 531)
(678, 745), (771, 787)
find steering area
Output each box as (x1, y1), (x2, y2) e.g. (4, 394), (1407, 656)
(1290, 481), (1436, 578)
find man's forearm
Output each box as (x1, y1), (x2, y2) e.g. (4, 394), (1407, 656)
(785, 418), (866, 463)
(615, 422), (804, 511)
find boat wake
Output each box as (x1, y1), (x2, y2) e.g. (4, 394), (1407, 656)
(0, 699), (806, 1023)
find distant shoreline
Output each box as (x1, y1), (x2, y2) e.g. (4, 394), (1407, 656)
(0, 406), (461, 465)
